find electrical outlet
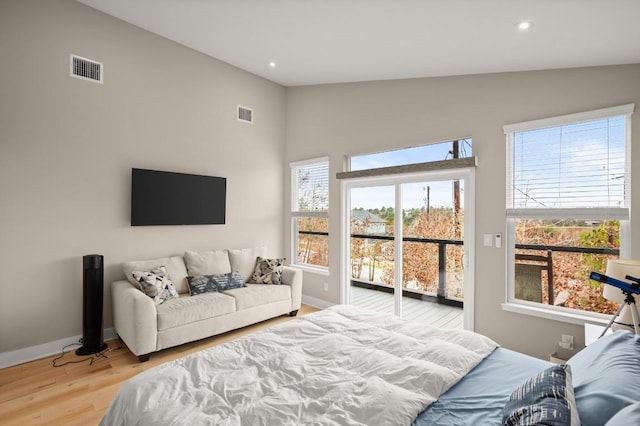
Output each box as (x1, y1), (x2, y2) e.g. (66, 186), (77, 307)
(559, 334), (574, 350)
(323, 282), (329, 292)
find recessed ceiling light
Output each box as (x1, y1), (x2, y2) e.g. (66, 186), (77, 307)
(269, 61), (276, 68)
(517, 21), (532, 31)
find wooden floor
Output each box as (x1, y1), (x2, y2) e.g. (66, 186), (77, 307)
(351, 286), (464, 329)
(0, 305), (319, 426)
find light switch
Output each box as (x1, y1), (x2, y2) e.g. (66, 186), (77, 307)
(495, 233), (502, 248)
(483, 234), (493, 247)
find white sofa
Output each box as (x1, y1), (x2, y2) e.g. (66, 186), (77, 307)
(111, 247), (302, 362)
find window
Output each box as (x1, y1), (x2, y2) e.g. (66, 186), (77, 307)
(350, 138), (472, 171)
(504, 104), (634, 322)
(291, 157), (329, 269)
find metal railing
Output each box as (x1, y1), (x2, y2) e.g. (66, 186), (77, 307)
(350, 233), (463, 306)
(298, 230), (620, 307)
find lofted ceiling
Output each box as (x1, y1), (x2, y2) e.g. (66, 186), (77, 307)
(77, 0), (640, 87)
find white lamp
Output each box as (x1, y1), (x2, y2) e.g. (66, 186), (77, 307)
(602, 259), (640, 332)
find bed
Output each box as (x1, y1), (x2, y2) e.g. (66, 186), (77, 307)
(101, 305), (640, 426)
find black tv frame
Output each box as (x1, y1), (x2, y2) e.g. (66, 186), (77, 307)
(131, 168), (226, 226)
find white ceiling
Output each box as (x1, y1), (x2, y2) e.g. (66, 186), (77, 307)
(77, 0), (640, 87)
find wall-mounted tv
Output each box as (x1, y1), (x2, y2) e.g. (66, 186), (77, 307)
(131, 168), (226, 226)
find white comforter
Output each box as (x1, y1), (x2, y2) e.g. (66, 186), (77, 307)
(101, 305), (497, 426)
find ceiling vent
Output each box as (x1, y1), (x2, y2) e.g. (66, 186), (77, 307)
(237, 106), (253, 124)
(70, 54), (103, 84)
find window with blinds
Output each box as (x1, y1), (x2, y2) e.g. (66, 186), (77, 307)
(290, 157), (329, 268)
(292, 159), (329, 214)
(502, 104), (634, 319)
(505, 105), (633, 220)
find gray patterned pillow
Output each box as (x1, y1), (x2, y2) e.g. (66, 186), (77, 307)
(250, 257), (286, 284)
(503, 364), (580, 426)
(187, 271), (246, 295)
(131, 266), (179, 305)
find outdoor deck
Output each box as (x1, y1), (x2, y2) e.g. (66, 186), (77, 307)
(350, 285), (464, 330)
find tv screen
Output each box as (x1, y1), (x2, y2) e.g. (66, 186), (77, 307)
(131, 168), (226, 226)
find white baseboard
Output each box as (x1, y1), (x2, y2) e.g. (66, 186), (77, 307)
(302, 294), (334, 310)
(0, 328), (117, 369)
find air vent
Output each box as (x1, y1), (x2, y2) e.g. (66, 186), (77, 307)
(237, 106), (253, 124)
(70, 54), (103, 83)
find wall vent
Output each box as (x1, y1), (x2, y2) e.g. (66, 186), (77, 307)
(237, 106), (253, 124)
(70, 54), (103, 83)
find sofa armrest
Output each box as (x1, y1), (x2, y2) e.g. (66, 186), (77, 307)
(281, 266), (302, 311)
(111, 280), (158, 356)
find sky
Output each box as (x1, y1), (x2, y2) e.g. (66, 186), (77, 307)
(511, 117), (625, 209)
(350, 140), (469, 210)
(351, 181), (462, 210)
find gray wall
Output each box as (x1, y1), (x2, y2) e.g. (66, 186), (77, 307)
(285, 65), (640, 358)
(0, 0), (286, 353)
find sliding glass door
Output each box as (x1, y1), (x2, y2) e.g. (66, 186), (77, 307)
(342, 170), (474, 329)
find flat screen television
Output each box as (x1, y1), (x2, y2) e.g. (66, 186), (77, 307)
(131, 168), (226, 226)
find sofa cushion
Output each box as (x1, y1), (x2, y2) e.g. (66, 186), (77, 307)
(186, 271), (246, 295)
(184, 250), (231, 276)
(222, 283), (290, 311)
(123, 256), (189, 294)
(156, 291), (236, 331)
(250, 257), (286, 284)
(228, 246), (267, 281)
(131, 266), (179, 305)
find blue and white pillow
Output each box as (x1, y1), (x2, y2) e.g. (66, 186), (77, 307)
(187, 271), (246, 295)
(131, 266), (179, 305)
(502, 364), (580, 426)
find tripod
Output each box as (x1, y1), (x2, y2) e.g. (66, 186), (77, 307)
(600, 290), (640, 338)
(590, 271), (640, 338)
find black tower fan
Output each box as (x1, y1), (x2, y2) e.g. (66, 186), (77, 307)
(76, 254), (108, 355)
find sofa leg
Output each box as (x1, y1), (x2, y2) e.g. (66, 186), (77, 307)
(289, 310), (299, 317)
(138, 354), (151, 363)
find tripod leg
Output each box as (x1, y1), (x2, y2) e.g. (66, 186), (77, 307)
(630, 301), (640, 335)
(600, 302), (626, 338)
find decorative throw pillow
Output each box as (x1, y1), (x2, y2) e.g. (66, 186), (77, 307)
(123, 256), (189, 294)
(502, 364), (580, 426)
(187, 271), (246, 295)
(250, 257), (286, 284)
(131, 266), (179, 305)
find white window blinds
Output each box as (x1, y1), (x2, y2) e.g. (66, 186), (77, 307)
(291, 158), (329, 216)
(505, 104), (634, 220)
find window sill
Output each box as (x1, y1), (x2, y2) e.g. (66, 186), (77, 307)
(501, 302), (610, 327)
(290, 264), (330, 276)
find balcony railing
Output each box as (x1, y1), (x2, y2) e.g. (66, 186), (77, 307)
(298, 230), (620, 307)
(350, 233), (463, 307)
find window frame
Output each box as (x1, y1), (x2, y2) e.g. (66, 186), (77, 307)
(290, 156), (330, 273)
(502, 104), (635, 325)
